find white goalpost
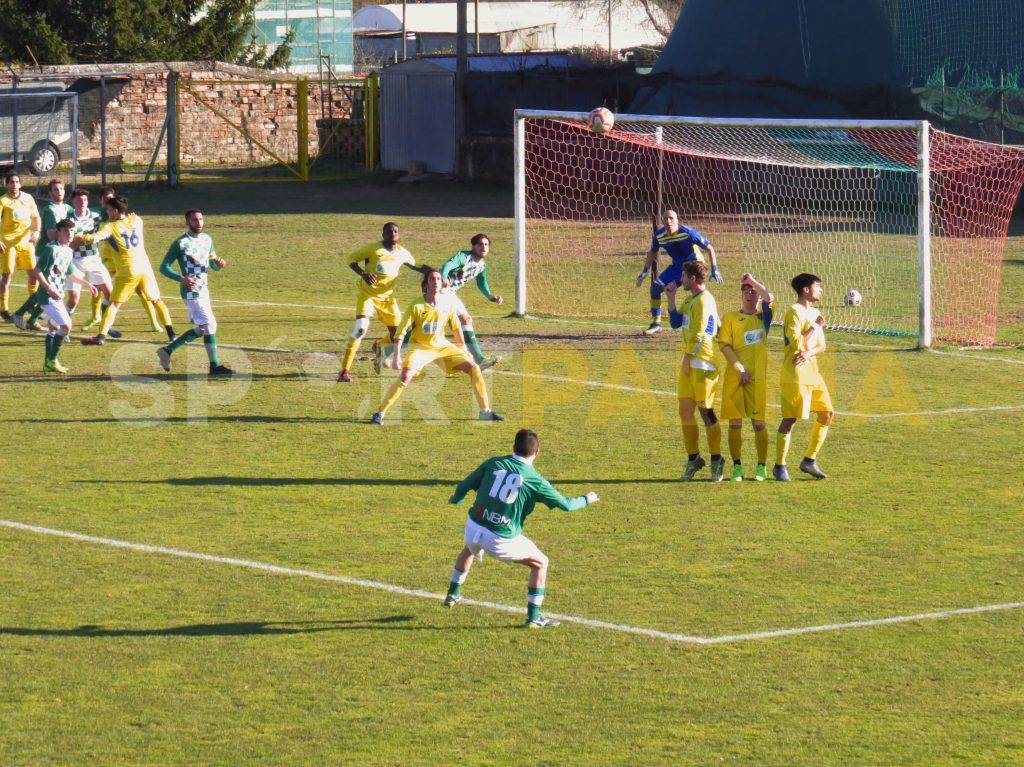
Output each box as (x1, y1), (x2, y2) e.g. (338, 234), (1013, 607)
(513, 109), (1024, 347)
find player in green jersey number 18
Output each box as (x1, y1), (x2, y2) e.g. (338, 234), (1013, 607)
(444, 429), (599, 628)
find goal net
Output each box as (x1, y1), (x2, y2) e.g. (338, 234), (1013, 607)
(514, 111), (1024, 346)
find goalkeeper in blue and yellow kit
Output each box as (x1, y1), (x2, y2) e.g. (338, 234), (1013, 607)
(666, 260), (725, 481)
(718, 274), (774, 481)
(636, 209), (722, 335)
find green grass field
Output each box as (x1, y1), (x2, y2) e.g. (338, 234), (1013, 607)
(2, 179), (1023, 765)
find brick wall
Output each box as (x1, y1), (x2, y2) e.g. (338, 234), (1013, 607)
(2, 61), (361, 167)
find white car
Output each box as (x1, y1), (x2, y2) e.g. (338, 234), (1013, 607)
(0, 86), (74, 177)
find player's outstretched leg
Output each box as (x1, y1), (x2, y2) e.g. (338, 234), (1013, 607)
(459, 361), (503, 421)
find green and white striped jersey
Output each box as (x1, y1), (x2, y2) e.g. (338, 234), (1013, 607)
(34, 241), (78, 305)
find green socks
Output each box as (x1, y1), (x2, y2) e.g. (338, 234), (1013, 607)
(166, 328), (200, 354)
(463, 329), (485, 364)
(44, 334), (64, 362)
(526, 587), (545, 622)
(204, 333), (221, 366)
(13, 295), (35, 318)
(448, 567), (467, 599)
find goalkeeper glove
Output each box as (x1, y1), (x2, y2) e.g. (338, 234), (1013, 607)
(710, 265), (724, 284)
(635, 268), (650, 287)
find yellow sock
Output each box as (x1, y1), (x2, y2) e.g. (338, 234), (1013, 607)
(1, 282), (9, 312)
(91, 292), (103, 322)
(341, 338), (361, 372)
(682, 424), (699, 455)
(728, 426), (743, 462)
(142, 297), (161, 330)
(469, 365), (490, 410)
(775, 431), (792, 466)
(755, 428), (769, 464)
(98, 303), (120, 336)
(806, 422), (829, 460)
(379, 379), (406, 414)
(154, 299), (172, 328)
(706, 421), (722, 456)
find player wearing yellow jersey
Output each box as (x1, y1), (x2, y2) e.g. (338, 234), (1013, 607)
(666, 260), (725, 481)
(718, 274), (774, 481)
(371, 270), (504, 424)
(774, 273), (834, 481)
(97, 186), (163, 333)
(338, 222), (433, 382)
(77, 196), (176, 346)
(0, 172), (41, 321)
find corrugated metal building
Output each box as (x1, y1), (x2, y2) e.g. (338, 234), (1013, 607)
(380, 53), (588, 174)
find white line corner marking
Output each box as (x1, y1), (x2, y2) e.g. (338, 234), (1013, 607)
(4, 519), (1021, 646)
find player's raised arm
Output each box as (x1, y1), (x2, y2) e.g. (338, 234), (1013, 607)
(450, 461), (487, 504)
(534, 476), (598, 511)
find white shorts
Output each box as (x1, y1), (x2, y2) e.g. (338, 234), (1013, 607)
(186, 295), (217, 333)
(441, 288), (468, 319)
(464, 517), (543, 563)
(41, 300), (72, 330)
(70, 255), (111, 289)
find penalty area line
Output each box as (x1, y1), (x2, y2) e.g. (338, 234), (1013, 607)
(3, 518), (1022, 647)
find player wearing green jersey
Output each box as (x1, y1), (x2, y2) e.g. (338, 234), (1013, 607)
(444, 429), (600, 628)
(17, 219), (97, 372)
(156, 209), (233, 375)
(13, 179), (71, 332)
(375, 233), (503, 372)
(439, 233), (502, 369)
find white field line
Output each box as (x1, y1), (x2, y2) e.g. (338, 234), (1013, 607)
(3, 329), (1021, 418)
(3, 518), (1022, 647)
(14, 283), (1024, 366)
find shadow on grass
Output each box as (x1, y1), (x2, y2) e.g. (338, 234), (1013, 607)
(73, 475), (682, 487)
(109, 177), (512, 219)
(0, 372), (307, 385)
(8, 415), (361, 426)
(1, 616), (512, 637)
(1, 616), (411, 637)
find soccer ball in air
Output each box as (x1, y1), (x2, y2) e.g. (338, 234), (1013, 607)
(844, 289), (863, 307)
(588, 107), (615, 135)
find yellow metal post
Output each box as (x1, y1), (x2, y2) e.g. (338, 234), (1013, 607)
(364, 72), (379, 173)
(297, 78), (309, 180)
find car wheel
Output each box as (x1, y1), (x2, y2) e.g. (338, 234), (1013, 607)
(28, 142), (59, 176)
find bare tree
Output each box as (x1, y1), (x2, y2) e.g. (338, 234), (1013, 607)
(560, 0), (683, 44)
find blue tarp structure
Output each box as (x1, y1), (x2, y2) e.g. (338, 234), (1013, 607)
(631, 0), (1024, 142)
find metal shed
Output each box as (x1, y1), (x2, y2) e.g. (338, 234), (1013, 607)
(380, 53), (582, 174)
